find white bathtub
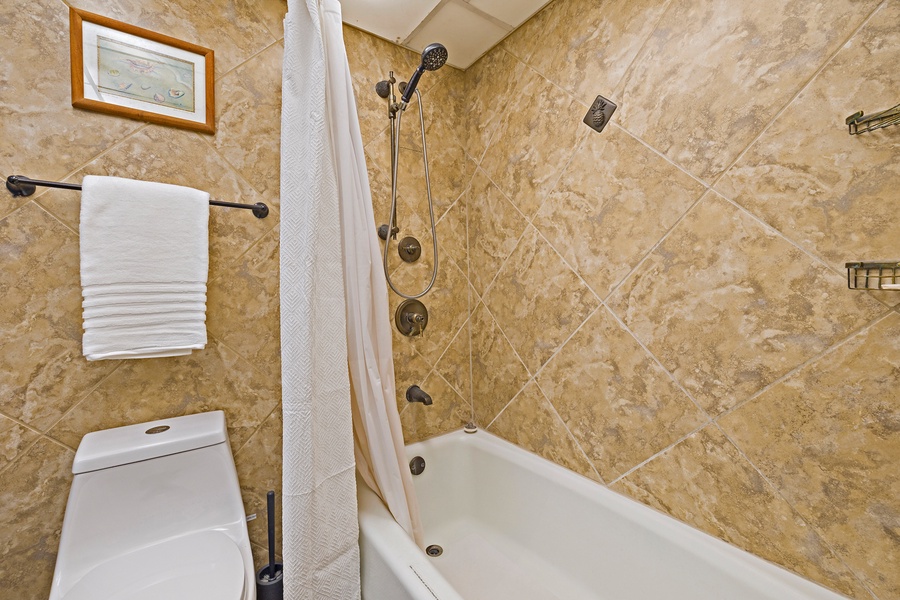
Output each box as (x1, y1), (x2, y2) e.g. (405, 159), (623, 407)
(358, 429), (846, 600)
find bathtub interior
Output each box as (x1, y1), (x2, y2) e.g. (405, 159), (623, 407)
(398, 429), (846, 600)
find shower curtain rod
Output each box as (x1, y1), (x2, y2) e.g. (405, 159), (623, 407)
(5, 175), (269, 219)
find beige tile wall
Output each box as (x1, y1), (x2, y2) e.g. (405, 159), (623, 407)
(0, 0), (470, 596)
(469, 0), (900, 598)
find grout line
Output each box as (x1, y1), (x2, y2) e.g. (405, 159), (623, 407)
(611, 121), (713, 192)
(215, 38), (283, 85)
(608, 0), (676, 98)
(41, 361), (126, 440)
(712, 421), (880, 600)
(607, 419), (711, 487)
(0, 435), (45, 477)
(234, 399), (281, 457)
(0, 409), (43, 437)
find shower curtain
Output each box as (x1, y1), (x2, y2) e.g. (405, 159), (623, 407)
(281, 0), (422, 598)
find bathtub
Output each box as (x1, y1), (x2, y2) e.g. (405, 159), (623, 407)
(357, 429), (846, 600)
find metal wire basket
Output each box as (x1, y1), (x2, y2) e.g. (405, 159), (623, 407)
(845, 261), (900, 290)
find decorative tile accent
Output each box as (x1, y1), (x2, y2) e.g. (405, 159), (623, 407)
(613, 427), (872, 599)
(0, 438), (74, 600)
(47, 337), (281, 452)
(488, 381), (600, 483)
(400, 371), (469, 444)
(484, 226), (599, 374)
(534, 125), (705, 298)
(0, 202), (119, 431)
(0, 415), (39, 473)
(470, 301), (530, 427)
(720, 312), (900, 599)
(716, 0), (900, 275)
(467, 169), (528, 295)
(479, 59), (588, 218)
(615, 0), (882, 182)
(537, 307), (707, 481)
(608, 192), (884, 416)
(207, 226), (281, 381)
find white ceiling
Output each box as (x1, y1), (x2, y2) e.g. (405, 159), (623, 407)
(341, 0), (551, 69)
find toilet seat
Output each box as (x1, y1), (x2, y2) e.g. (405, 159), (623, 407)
(62, 530), (246, 600)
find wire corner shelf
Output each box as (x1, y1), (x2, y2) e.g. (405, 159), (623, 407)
(845, 261), (900, 290)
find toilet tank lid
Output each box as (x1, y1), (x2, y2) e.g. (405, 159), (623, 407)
(72, 411), (228, 474)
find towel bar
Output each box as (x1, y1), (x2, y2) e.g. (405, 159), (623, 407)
(5, 175), (269, 219)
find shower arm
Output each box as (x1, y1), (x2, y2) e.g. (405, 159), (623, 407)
(382, 88), (439, 300)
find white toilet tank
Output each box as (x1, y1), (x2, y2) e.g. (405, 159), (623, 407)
(49, 411), (256, 600)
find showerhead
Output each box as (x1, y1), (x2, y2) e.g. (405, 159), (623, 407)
(400, 43), (448, 104)
(375, 80), (391, 99)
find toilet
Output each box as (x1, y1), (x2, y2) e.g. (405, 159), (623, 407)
(49, 411), (257, 600)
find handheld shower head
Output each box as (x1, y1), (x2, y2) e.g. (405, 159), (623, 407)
(400, 43), (448, 104)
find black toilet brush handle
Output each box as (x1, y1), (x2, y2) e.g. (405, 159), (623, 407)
(267, 490), (277, 579)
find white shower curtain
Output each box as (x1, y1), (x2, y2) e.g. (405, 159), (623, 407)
(281, 0), (423, 598)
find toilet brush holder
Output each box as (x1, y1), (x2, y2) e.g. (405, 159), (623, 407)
(256, 563), (283, 600)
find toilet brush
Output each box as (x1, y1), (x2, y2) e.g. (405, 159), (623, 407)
(255, 490), (283, 600)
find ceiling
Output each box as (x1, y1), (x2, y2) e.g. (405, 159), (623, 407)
(340, 0), (552, 69)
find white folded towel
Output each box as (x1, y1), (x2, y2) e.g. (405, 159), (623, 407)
(80, 175), (210, 361)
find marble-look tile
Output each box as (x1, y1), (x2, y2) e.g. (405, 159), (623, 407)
(535, 125), (704, 298)
(437, 193), (468, 278)
(253, 0), (287, 40)
(538, 307), (707, 481)
(502, 0), (669, 105)
(467, 169), (528, 295)
(608, 192), (885, 416)
(720, 312), (900, 599)
(400, 371), (469, 444)
(0, 438), (74, 600)
(432, 320), (471, 403)
(207, 226), (281, 381)
(70, 0), (275, 77)
(235, 406), (282, 556)
(470, 302), (530, 427)
(464, 49), (526, 163)
(615, 0), (882, 182)
(388, 257), (469, 366)
(716, 0), (900, 274)
(0, 0), (141, 217)
(479, 61), (587, 218)
(613, 427), (871, 599)
(488, 381), (601, 483)
(48, 337), (281, 452)
(0, 415), (39, 473)
(0, 202), (119, 431)
(211, 42), (284, 201)
(421, 66), (469, 152)
(37, 126), (276, 282)
(484, 226), (600, 374)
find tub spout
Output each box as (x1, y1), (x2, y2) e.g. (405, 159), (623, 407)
(406, 385), (432, 406)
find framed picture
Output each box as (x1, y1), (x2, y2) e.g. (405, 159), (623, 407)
(69, 8), (215, 134)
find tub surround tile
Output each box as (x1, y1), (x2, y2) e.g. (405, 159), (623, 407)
(47, 337), (281, 453)
(252, 0), (288, 40)
(484, 226), (600, 375)
(235, 406), (283, 556)
(0, 203), (119, 431)
(613, 427), (872, 599)
(437, 194), (469, 278)
(464, 49), (527, 163)
(488, 381), (601, 483)
(400, 372), (470, 444)
(534, 125), (705, 299)
(0, 0), (141, 214)
(478, 63), (588, 219)
(207, 226), (281, 381)
(467, 169), (529, 295)
(614, 0), (882, 182)
(0, 438), (74, 600)
(537, 307), (707, 481)
(715, 0), (900, 274)
(470, 302), (531, 427)
(719, 312), (900, 599)
(69, 0), (276, 78)
(608, 192), (884, 416)
(211, 42), (284, 202)
(0, 415), (39, 473)
(433, 321), (472, 405)
(501, 0), (670, 105)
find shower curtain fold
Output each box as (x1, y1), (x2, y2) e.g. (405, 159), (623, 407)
(281, 0), (423, 598)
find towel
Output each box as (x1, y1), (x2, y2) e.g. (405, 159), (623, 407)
(80, 175), (210, 361)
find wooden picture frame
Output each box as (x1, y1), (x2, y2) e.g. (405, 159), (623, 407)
(69, 8), (215, 134)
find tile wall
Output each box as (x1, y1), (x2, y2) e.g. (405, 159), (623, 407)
(468, 0), (900, 598)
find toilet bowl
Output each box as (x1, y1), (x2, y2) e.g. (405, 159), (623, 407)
(49, 411), (257, 600)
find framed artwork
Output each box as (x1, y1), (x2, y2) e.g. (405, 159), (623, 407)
(69, 8), (215, 134)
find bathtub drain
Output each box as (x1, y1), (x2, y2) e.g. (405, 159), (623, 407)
(425, 544), (443, 557)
